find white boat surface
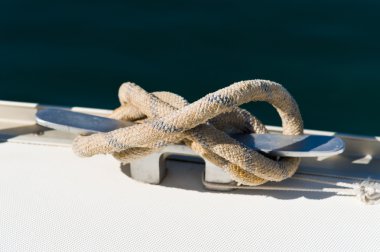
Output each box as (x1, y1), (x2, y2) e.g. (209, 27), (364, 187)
(0, 100), (379, 251)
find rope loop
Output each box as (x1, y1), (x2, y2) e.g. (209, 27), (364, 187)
(73, 80), (304, 185)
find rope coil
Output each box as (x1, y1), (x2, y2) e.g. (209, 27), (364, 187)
(73, 79), (304, 185)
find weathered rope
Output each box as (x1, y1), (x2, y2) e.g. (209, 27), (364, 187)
(73, 79), (304, 185)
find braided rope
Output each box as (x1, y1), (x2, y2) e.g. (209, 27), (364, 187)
(72, 79), (304, 185)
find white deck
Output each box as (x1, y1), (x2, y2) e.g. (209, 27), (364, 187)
(0, 101), (379, 251)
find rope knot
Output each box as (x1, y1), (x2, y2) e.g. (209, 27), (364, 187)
(73, 80), (304, 185)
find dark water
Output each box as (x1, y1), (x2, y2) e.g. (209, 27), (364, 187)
(1, 1), (379, 135)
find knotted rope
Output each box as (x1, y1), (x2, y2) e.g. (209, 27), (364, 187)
(73, 79), (303, 185)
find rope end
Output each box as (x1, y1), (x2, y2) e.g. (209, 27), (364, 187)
(353, 179), (380, 205)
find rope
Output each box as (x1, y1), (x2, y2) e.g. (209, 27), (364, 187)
(292, 174), (380, 204)
(72, 79), (303, 186)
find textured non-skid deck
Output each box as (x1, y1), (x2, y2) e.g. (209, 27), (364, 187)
(0, 141), (380, 251)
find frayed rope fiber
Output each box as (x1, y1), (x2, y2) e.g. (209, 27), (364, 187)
(72, 79), (304, 186)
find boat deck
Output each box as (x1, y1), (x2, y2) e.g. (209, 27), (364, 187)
(0, 101), (379, 251)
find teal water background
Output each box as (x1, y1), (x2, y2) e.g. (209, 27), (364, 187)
(0, 1), (379, 135)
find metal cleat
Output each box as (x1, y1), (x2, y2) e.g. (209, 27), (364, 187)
(36, 108), (345, 190)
